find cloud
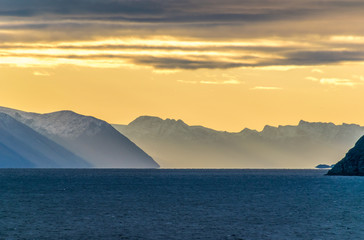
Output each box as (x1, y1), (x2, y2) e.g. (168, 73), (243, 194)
(1, 0), (364, 41)
(319, 78), (356, 86)
(307, 75), (361, 86)
(177, 80), (197, 84)
(1, 1), (364, 70)
(221, 80), (241, 85)
(0, 38), (364, 70)
(2, 0), (364, 24)
(200, 81), (219, 85)
(130, 56), (248, 70)
(251, 86), (282, 90)
(33, 71), (50, 76)
(277, 50), (364, 66)
(153, 69), (180, 74)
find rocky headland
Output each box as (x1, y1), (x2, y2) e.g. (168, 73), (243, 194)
(327, 135), (364, 176)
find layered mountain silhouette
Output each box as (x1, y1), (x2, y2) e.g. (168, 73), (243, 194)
(2, 106), (362, 169)
(0, 107), (159, 168)
(114, 116), (364, 168)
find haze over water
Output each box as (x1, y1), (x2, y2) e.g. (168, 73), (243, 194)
(1, 169), (363, 239)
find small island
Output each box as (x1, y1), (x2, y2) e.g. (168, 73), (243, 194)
(315, 164), (333, 169)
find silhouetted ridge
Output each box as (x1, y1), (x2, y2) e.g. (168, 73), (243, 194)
(327, 135), (364, 176)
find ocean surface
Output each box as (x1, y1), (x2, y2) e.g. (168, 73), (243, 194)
(0, 169), (363, 240)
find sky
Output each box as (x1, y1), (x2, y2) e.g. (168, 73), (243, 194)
(1, 0), (364, 131)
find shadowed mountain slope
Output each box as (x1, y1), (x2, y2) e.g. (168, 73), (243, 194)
(0, 112), (90, 168)
(0, 107), (159, 168)
(0, 142), (34, 168)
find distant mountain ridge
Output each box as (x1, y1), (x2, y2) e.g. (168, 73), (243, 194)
(114, 116), (364, 168)
(0, 107), (159, 168)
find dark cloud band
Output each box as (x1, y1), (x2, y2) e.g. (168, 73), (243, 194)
(1, 0), (364, 69)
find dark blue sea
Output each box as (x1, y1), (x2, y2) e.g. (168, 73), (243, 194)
(0, 169), (363, 240)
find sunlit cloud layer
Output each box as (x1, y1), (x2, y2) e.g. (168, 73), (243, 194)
(33, 71), (50, 76)
(1, 0), (364, 70)
(319, 78), (356, 87)
(306, 76), (362, 87)
(1, 36), (364, 70)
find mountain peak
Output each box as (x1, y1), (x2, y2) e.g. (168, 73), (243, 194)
(47, 110), (78, 116)
(165, 118), (187, 126)
(24, 110), (109, 139)
(298, 120), (309, 125)
(262, 125), (277, 133)
(129, 116), (188, 128)
(240, 128), (259, 136)
(130, 115), (163, 124)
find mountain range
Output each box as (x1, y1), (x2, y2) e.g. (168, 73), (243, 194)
(114, 116), (364, 168)
(0, 107), (159, 168)
(1, 105), (363, 169)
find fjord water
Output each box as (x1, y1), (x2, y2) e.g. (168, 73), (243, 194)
(1, 169), (363, 239)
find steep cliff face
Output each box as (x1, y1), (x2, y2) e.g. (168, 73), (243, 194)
(327, 136), (364, 176)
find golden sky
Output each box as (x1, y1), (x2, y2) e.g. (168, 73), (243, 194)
(1, 0), (364, 131)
